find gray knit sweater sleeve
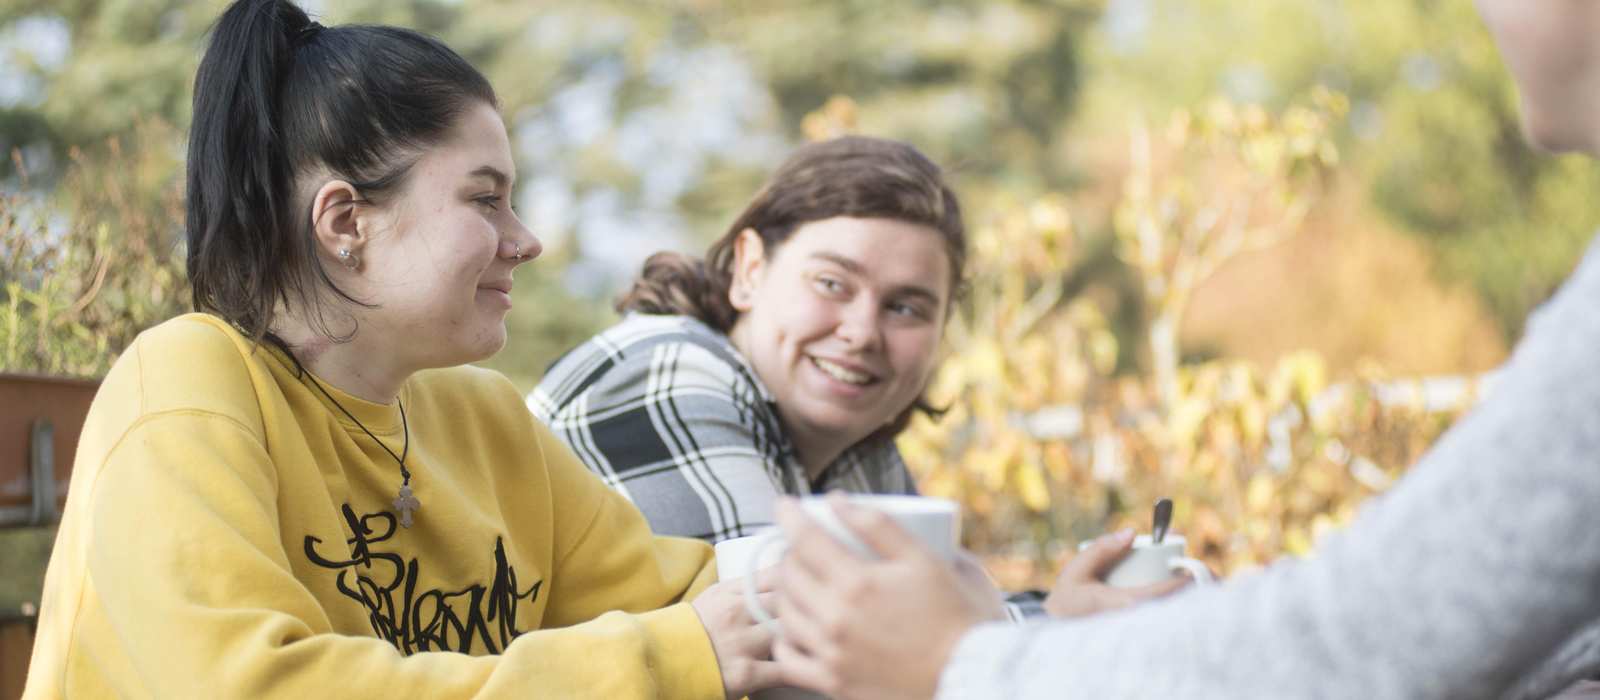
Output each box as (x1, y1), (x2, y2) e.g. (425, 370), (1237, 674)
(939, 238), (1600, 700)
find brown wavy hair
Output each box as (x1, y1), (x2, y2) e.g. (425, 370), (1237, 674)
(617, 135), (967, 441)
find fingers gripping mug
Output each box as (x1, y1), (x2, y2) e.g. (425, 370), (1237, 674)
(1085, 534), (1214, 588)
(740, 495), (961, 630)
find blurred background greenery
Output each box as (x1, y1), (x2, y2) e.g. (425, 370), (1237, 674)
(4, 0), (1598, 586)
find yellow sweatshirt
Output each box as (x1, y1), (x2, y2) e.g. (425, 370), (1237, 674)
(24, 314), (724, 698)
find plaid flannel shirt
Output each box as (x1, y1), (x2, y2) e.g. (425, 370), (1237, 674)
(530, 313), (915, 541)
(530, 313), (1044, 619)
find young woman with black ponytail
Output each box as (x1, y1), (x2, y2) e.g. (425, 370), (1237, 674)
(24, 1), (777, 697)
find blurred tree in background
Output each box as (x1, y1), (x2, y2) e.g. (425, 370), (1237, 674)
(902, 95), (1472, 586)
(1, 0), (1592, 577)
(1, 0), (1105, 385)
(1076, 0), (1600, 342)
(1, 119), (186, 376)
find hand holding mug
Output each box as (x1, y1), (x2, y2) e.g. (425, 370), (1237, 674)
(691, 571), (784, 700)
(1095, 533), (1214, 588)
(767, 494), (1004, 700)
(742, 494), (962, 631)
(1044, 529), (1197, 618)
(715, 533), (824, 700)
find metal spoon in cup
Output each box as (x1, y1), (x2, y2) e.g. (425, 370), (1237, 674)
(1152, 497), (1173, 544)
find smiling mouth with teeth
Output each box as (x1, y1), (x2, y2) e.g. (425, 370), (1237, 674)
(811, 356), (875, 385)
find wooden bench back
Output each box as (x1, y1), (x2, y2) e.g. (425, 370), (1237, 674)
(0, 374), (98, 696)
(0, 373), (98, 527)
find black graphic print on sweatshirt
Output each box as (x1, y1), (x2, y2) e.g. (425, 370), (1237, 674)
(304, 503), (541, 655)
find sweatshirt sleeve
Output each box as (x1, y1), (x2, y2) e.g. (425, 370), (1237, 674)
(532, 416), (721, 624)
(936, 244), (1600, 699)
(79, 410), (723, 699)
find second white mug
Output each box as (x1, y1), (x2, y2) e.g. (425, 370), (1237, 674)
(1083, 533), (1213, 588)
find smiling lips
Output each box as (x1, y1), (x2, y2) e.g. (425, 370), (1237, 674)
(478, 279), (514, 308)
(479, 279), (513, 295)
(810, 355), (878, 386)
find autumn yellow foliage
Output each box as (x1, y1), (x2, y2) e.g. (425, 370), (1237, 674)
(894, 94), (1472, 590)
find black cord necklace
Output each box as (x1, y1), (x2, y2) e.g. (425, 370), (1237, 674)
(304, 373), (421, 528)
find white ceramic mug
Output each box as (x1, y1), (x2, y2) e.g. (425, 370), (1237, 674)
(715, 529), (784, 581)
(1081, 533), (1213, 588)
(717, 531), (825, 700)
(741, 495), (961, 631)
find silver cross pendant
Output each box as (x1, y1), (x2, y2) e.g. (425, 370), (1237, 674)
(393, 484), (421, 528)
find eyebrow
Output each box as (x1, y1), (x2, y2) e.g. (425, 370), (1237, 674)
(809, 251), (944, 304)
(468, 165), (513, 189)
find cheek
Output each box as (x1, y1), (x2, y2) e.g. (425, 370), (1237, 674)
(762, 290), (834, 342)
(891, 328), (942, 379)
(444, 219), (498, 282)
(413, 229), (496, 315)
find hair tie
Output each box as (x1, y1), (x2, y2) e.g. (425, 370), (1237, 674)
(296, 20), (324, 45)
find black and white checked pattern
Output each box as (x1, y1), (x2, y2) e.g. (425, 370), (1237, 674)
(530, 314), (916, 543)
(532, 313), (1045, 620)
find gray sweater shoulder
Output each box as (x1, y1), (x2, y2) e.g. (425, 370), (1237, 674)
(940, 236), (1600, 700)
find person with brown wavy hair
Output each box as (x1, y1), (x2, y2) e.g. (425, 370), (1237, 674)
(532, 135), (1187, 621)
(533, 136), (964, 536)
(761, 2), (1600, 698)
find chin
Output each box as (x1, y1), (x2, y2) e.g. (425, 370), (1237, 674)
(452, 324), (508, 366)
(474, 330), (510, 362)
(798, 404), (890, 437)
(1521, 106), (1600, 155)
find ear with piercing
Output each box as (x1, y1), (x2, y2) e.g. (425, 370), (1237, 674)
(337, 247), (361, 270)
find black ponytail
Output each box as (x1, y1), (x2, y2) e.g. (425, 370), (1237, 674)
(187, 0), (305, 342)
(186, 0), (496, 342)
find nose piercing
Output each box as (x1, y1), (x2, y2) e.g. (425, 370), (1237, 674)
(503, 240), (535, 261)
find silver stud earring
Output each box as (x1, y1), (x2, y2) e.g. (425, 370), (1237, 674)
(337, 248), (360, 270)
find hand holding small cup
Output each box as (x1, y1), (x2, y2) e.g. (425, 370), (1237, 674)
(1043, 529), (1196, 618)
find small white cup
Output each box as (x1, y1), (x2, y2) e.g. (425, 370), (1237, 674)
(742, 495), (960, 631)
(1081, 533), (1213, 588)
